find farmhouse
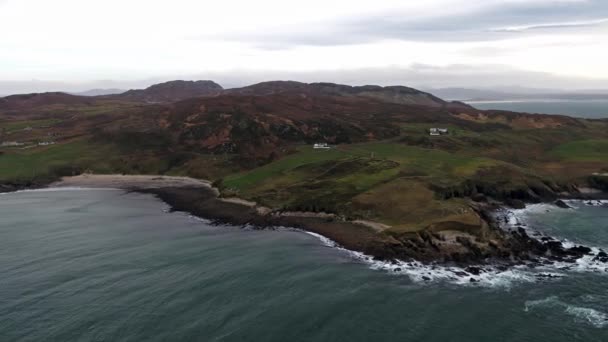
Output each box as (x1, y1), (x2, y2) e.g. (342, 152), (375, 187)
(313, 143), (331, 149)
(429, 128), (448, 136)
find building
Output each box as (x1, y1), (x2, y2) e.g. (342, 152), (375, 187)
(313, 143), (331, 149)
(429, 128), (448, 136)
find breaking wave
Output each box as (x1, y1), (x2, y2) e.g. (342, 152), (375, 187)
(300, 230), (565, 288)
(525, 296), (608, 328)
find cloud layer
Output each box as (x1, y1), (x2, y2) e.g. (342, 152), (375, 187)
(1, 0), (607, 93)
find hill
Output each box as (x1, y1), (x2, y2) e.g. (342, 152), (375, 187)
(226, 81), (471, 109)
(72, 88), (126, 96)
(0, 92), (94, 111)
(106, 80), (224, 103)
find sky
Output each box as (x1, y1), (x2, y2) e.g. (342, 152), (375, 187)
(1, 0), (608, 94)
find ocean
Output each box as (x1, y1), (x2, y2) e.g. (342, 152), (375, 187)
(468, 100), (608, 119)
(1, 189), (607, 341)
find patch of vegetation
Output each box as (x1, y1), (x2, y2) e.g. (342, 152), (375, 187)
(0, 140), (116, 182)
(549, 139), (608, 161)
(0, 119), (62, 133)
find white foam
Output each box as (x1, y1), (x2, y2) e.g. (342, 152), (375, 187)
(498, 202), (608, 275)
(565, 306), (608, 328)
(299, 229), (564, 288)
(0, 187), (121, 195)
(525, 296), (608, 328)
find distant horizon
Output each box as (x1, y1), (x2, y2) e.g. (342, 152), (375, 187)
(2, 77), (608, 98)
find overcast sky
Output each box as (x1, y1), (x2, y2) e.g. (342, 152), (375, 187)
(1, 0), (608, 94)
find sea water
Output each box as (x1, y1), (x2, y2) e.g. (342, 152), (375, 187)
(1, 189), (607, 341)
(469, 100), (608, 119)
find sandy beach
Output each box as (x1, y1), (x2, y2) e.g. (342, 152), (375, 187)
(51, 174), (218, 194)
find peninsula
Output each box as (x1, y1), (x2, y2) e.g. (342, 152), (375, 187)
(2, 80), (608, 266)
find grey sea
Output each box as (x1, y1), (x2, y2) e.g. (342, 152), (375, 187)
(1, 189), (607, 341)
(469, 100), (608, 119)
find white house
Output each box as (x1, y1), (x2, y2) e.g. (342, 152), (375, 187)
(429, 128), (448, 136)
(313, 143), (331, 149)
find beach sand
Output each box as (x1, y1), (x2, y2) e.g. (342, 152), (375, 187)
(52, 174), (218, 194)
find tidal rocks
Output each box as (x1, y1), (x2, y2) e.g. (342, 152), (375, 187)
(465, 266), (482, 276)
(506, 199), (526, 209)
(554, 200), (571, 209)
(568, 245), (592, 255)
(593, 251), (608, 263)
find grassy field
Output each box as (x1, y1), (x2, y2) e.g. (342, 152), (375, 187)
(0, 140), (118, 181)
(549, 139), (608, 161)
(0, 119), (62, 133)
(219, 142), (515, 229)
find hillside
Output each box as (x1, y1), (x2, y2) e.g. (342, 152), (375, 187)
(106, 80), (224, 103)
(0, 92), (95, 111)
(226, 81), (470, 109)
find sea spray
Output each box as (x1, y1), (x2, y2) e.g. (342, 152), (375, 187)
(525, 296), (608, 328)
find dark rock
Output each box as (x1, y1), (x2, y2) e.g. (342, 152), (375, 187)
(568, 245), (592, 255)
(506, 199), (526, 209)
(537, 273), (560, 279)
(472, 193), (487, 202)
(470, 277), (479, 283)
(593, 251), (608, 263)
(394, 268), (402, 272)
(554, 200), (571, 209)
(465, 266), (482, 275)
(422, 276), (431, 281)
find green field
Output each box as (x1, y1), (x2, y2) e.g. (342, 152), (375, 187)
(549, 139), (608, 161)
(0, 119), (62, 133)
(0, 140), (117, 181)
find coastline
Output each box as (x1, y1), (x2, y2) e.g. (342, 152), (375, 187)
(4, 174), (608, 274)
(48, 175), (383, 256)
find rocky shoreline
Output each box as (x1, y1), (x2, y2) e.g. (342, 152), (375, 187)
(137, 186), (608, 285)
(3, 175), (608, 278)
(141, 184), (608, 270)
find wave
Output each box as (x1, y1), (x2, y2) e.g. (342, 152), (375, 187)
(171, 201), (607, 288)
(498, 201), (608, 274)
(525, 296), (608, 328)
(0, 187), (122, 195)
(300, 230), (565, 288)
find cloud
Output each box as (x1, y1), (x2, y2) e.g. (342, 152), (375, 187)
(212, 0), (608, 48)
(491, 18), (608, 32)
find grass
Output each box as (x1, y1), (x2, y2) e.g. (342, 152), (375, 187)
(222, 146), (351, 190)
(0, 119), (62, 133)
(351, 179), (477, 231)
(549, 139), (608, 161)
(220, 142), (511, 229)
(0, 140), (118, 181)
